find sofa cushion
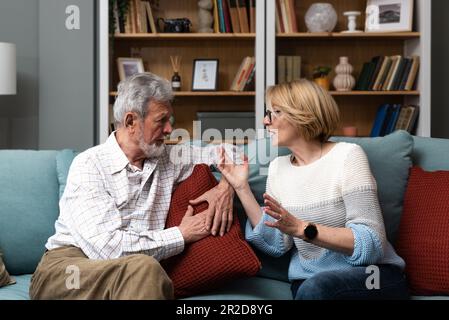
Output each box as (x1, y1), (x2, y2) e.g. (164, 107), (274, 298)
(412, 136), (449, 171)
(55, 149), (78, 199)
(396, 166), (449, 295)
(162, 164), (261, 298)
(0, 253), (15, 287)
(0, 274), (31, 300)
(330, 130), (413, 243)
(182, 277), (292, 300)
(0, 150), (61, 275)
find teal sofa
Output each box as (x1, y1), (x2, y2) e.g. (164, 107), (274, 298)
(1, 130), (448, 300)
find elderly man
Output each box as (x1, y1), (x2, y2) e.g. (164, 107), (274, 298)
(29, 73), (237, 300)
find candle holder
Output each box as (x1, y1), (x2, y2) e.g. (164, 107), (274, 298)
(342, 11), (362, 33)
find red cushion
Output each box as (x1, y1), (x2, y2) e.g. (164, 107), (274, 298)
(396, 166), (449, 295)
(161, 164), (261, 298)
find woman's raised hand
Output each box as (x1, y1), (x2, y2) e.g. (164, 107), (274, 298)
(216, 147), (249, 191)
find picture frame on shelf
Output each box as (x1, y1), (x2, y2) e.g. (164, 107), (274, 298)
(192, 59), (219, 91)
(365, 0), (413, 33)
(117, 57), (145, 81)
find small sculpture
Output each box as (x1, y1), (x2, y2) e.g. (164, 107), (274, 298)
(342, 11), (362, 33)
(198, 0), (214, 33)
(333, 56), (356, 91)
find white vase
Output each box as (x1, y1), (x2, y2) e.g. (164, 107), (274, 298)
(333, 57), (355, 91)
(305, 3), (338, 33)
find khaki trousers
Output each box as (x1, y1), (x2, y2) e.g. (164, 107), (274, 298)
(29, 246), (174, 300)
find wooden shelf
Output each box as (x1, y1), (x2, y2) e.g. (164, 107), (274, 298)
(110, 91), (255, 97)
(277, 32), (420, 40)
(114, 33), (256, 40)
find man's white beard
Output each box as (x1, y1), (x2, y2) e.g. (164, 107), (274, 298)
(139, 131), (165, 158)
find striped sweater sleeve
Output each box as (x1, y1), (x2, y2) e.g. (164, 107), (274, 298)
(342, 145), (387, 266)
(245, 159), (293, 257)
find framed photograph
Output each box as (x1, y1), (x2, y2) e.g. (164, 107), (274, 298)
(117, 57), (145, 81)
(365, 0), (414, 33)
(192, 59), (219, 91)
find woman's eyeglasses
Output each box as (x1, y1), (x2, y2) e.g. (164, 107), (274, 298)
(264, 109), (281, 123)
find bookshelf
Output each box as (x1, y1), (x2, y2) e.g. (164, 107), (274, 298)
(266, 0), (431, 137)
(99, 0), (263, 143)
(98, 0), (431, 141)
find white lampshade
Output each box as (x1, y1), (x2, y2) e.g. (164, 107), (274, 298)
(0, 42), (16, 95)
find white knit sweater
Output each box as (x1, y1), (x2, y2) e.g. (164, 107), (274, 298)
(246, 142), (405, 280)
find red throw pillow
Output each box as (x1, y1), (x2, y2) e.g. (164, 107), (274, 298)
(396, 166), (449, 295)
(161, 164), (261, 298)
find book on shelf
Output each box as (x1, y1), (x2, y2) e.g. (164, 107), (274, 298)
(367, 56), (384, 91)
(390, 57), (407, 91)
(370, 104), (419, 137)
(275, 0), (297, 33)
(230, 56), (255, 91)
(397, 58), (412, 90)
(113, 0), (158, 34)
(248, 0), (256, 33)
(279, 0), (290, 33)
(237, 0), (250, 33)
(217, 0), (226, 32)
(379, 104), (395, 136)
(355, 62), (376, 91)
(372, 56), (391, 91)
(277, 55), (301, 84)
(213, 0), (220, 33)
(222, 0), (232, 32)
(405, 56), (420, 91)
(227, 0), (241, 33)
(384, 104), (402, 134)
(143, 1), (157, 33)
(355, 55), (419, 91)
(370, 104), (389, 137)
(275, 0), (284, 33)
(394, 105), (419, 132)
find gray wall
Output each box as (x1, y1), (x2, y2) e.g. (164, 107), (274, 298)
(0, 0), (39, 149)
(432, 0), (449, 138)
(39, 0), (95, 151)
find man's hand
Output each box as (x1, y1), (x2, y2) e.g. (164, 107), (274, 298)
(178, 205), (210, 244)
(189, 178), (234, 237)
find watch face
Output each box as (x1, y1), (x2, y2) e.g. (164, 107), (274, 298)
(305, 224), (318, 240)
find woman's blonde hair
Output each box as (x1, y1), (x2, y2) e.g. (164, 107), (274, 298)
(265, 79), (340, 142)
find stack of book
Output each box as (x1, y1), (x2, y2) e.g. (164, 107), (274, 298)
(275, 0), (298, 33)
(355, 55), (420, 91)
(113, 0), (158, 34)
(370, 104), (419, 137)
(277, 55), (301, 84)
(230, 56), (255, 91)
(213, 0), (255, 33)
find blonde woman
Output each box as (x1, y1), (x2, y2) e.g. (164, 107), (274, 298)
(218, 80), (409, 300)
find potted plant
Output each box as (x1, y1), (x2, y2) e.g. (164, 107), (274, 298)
(312, 66), (332, 90)
(109, 0), (130, 35)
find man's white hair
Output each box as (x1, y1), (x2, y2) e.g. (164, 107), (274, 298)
(113, 72), (173, 127)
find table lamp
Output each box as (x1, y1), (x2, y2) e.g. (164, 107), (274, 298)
(0, 42), (16, 95)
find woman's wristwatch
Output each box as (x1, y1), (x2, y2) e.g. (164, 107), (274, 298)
(304, 223), (318, 241)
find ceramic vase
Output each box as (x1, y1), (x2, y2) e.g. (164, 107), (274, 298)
(333, 56), (355, 91)
(305, 3), (338, 33)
